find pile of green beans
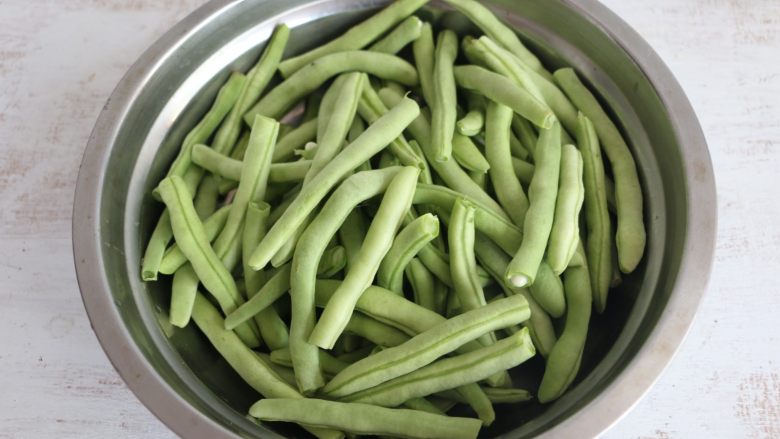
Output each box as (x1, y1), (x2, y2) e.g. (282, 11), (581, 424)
(142, 1), (646, 437)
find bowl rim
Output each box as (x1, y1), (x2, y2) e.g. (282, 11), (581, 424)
(72, 0), (717, 438)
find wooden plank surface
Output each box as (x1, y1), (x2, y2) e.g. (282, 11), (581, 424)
(0, 0), (778, 437)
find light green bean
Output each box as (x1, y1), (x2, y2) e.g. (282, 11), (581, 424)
(511, 157), (534, 186)
(369, 16), (423, 54)
(412, 21), (435, 105)
(452, 134), (490, 173)
(485, 102), (529, 225)
(547, 144), (584, 274)
(528, 260), (566, 318)
(377, 213), (440, 293)
(273, 118), (318, 162)
(405, 258), (436, 311)
(270, 347), (349, 377)
(159, 205), (231, 275)
(338, 209), (369, 273)
(345, 313), (411, 348)
(169, 264), (199, 328)
(193, 174), (219, 219)
(505, 121), (562, 287)
(431, 30), (458, 162)
(192, 144), (312, 183)
(456, 92), (486, 136)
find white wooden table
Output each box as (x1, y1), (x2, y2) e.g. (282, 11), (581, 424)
(1, 0), (778, 437)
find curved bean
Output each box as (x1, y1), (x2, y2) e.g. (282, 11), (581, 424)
(309, 166), (420, 349)
(405, 258), (436, 311)
(224, 263), (291, 331)
(377, 213), (440, 293)
(273, 118), (318, 162)
(289, 168), (402, 394)
(454, 65), (555, 129)
(345, 313), (411, 348)
(193, 174), (219, 219)
(505, 121), (562, 287)
(452, 133), (490, 173)
(554, 68), (645, 273)
(369, 16), (423, 54)
(192, 144), (312, 184)
(577, 113), (613, 312)
(245, 51), (419, 121)
(548, 144), (584, 274)
(248, 97), (420, 270)
(431, 30), (459, 162)
(249, 398), (481, 439)
(510, 130), (531, 161)
(277, 0), (429, 76)
(170, 264), (199, 328)
(485, 101), (529, 225)
(538, 244), (592, 403)
(456, 92), (486, 136)
(343, 328), (534, 413)
(322, 294), (530, 398)
(338, 209), (369, 273)
(511, 113), (538, 159)
(159, 205), (230, 275)
(462, 35), (544, 103)
(511, 157), (534, 186)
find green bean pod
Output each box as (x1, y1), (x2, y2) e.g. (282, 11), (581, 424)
(377, 213), (440, 293)
(511, 157), (534, 186)
(273, 118), (318, 162)
(323, 294), (530, 398)
(270, 347), (350, 377)
(277, 0), (429, 76)
(548, 144), (585, 274)
(345, 313), (411, 348)
(249, 398), (481, 439)
(338, 209), (369, 273)
(309, 166), (420, 349)
(431, 30), (459, 162)
(454, 65), (555, 129)
(343, 328), (535, 412)
(452, 133), (490, 173)
(538, 245), (592, 403)
(249, 97), (420, 270)
(505, 121), (562, 287)
(528, 261), (566, 319)
(511, 113), (538, 159)
(245, 51), (419, 122)
(457, 92), (486, 136)
(193, 174), (219, 219)
(509, 131), (531, 161)
(243, 201), (271, 299)
(369, 16), (424, 54)
(405, 258), (437, 311)
(412, 21), (436, 106)
(169, 264), (199, 328)
(159, 205), (231, 275)
(554, 68), (645, 273)
(577, 113), (613, 312)
(485, 101), (530, 225)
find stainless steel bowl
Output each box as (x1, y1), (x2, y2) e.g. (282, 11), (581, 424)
(73, 0), (716, 437)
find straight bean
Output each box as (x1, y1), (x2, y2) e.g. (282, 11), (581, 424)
(245, 51), (419, 122)
(548, 144), (584, 274)
(462, 36), (544, 103)
(403, 397), (445, 415)
(469, 170), (487, 190)
(528, 261), (566, 318)
(377, 213), (440, 293)
(454, 65), (555, 129)
(452, 134), (490, 173)
(270, 348), (350, 377)
(249, 398), (481, 439)
(192, 144), (312, 183)
(338, 209), (369, 273)
(431, 30), (459, 162)
(509, 131), (531, 161)
(141, 210), (173, 281)
(159, 205), (231, 275)
(412, 21), (435, 105)
(455, 383), (495, 426)
(577, 113), (613, 312)
(456, 92), (486, 136)
(318, 75), (349, 142)
(554, 68), (645, 273)
(243, 202), (271, 299)
(505, 121), (562, 287)
(273, 118), (318, 162)
(255, 352), (298, 387)
(249, 97), (420, 270)
(277, 0), (429, 76)
(511, 157), (534, 186)
(193, 174), (219, 219)
(229, 130), (250, 160)
(224, 263), (291, 331)
(406, 258), (437, 311)
(345, 313), (411, 348)
(485, 102), (529, 225)
(511, 113), (538, 158)
(369, 16), (424, 54)
(170, 264), (199, 328)
(309, 166), (420, 349)
(322, 294), (530, 398)
(483, 387), (533, 404)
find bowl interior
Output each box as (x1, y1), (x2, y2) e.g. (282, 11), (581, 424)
(95, 0), (687, 437)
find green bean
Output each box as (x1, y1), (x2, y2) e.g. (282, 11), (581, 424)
(528, 260), (566, 318)
(346, 313), (411, 348)
(462, 36), (544, 103)
(192, 144), (313, 183)
(377, 213), (440, 293)
(441, 0), (549, 80)
(554, 68), (645, 273)
(270, 347), (349, 377)
(304, 91), (324, 124)
(452, 134), (490, 173)
(431, 30), (458, 162)
(412, 184), (522, 255)
(169, 264), (199, 328)
(250, 398), (480, 439)
(163, 72), (247, 183)
(511, 113), (538, 158)
(483, 387), (533, 403)
(412, 21), (435, 105)
(357, 83), (424, 168)
(377, 87), (510, 219)
(310, 166), (420, 349)
(322, 294), (530, 398)
(577, 113), (613, 312)
(273, 118), (318, 162)
(469, 170), (487, 190)
(338, 209), (369, 273)
(245, 51), (419, 122)
(277, 0), (429, 76)
(505, 121), (562, 287)
(406, 258), (436, 311)
(378, 149), (401, 168)
(449, 199), (493, 346)
(193, 174), (219, 219)
(319, 245), (347, 278)
(454, 383), (495, 426)
(192, 296), (342, 439)
(342, 328), (534, 411)
(456, 92), (486, 137)
(289, 168), (402, 395)
(548, 144), (584, 274)
(403, 397), (445, 415)
(454, 65), (555, 130)
(509, 131), (531, 161)
(408, 139), (433, 184)
(369, 16), (423, 54)
(538, 245), (592, 403)
(159, 205), (231, 275)
(485, 102), (529, 225)
(511, 157), (534, 186)
(225, 263), (289, 329)
(229, 130), (250, 161)
(242, 202), (271, 301)
(212, 25), (289, 157)
(473, 237), (557, 357)
(255, 352), (298, 387)
(347, 116), (366, 143)
(249, 97), (420, 270)
(336, 346), (374, 365)
(141, 211), (173, 281)
(269, 211), (314, 268)
(255, 304), (290, 351)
